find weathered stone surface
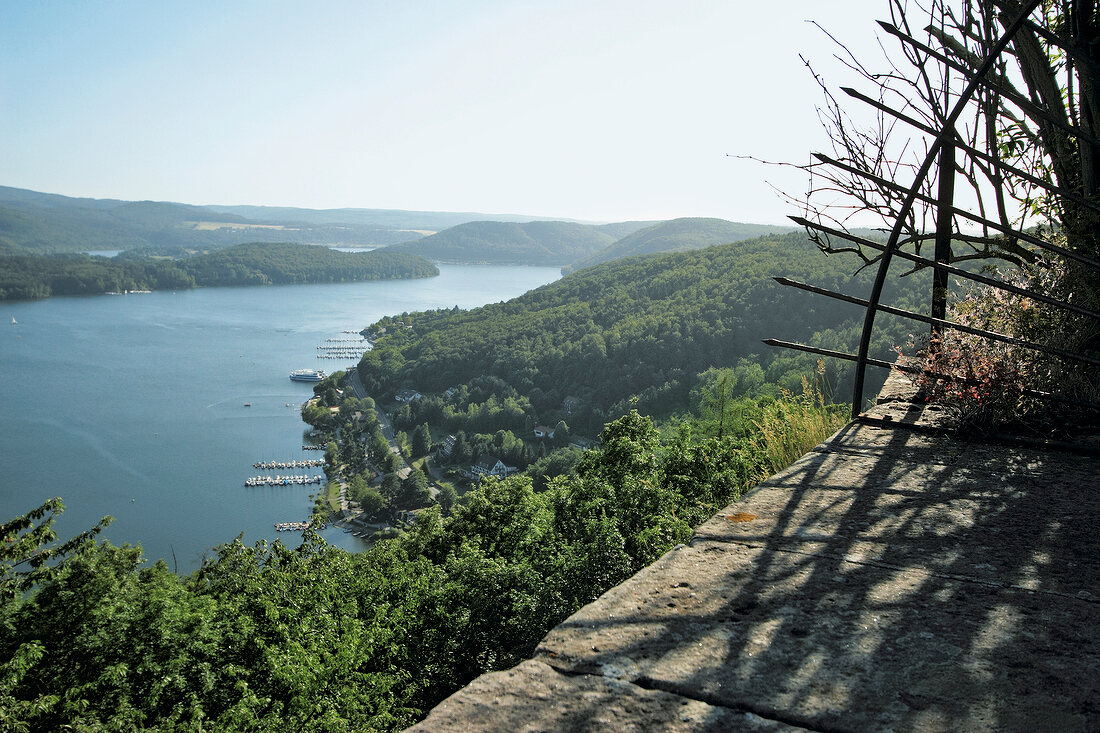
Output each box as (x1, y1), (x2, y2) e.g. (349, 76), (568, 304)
(408, 373), (1100, 732)
(693, 422), (1100, 599)
(537, 540), (1099, 731)
(406, 659), (801, 732)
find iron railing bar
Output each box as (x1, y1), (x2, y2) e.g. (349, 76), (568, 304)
(814, 151), (1100, 270)
(764, 339), (885, 365)
(764, 338), (1100, 410)
(840, 86), (1100, 216)
(852, 0), (1041, 418)
(775, 276), (1100, 367)
(878, 20), (1100, 149)
(791, 215), (1100, 322)
(841, 86), (941, 136)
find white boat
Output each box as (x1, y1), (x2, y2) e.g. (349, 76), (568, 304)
(289, 369), (326, 383)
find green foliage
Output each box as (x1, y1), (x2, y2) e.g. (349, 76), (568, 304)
(182, 242), (438, 287)
(0, 498), (111, 601)
(436, 484), (458, 516)
(395, 472), (432, 511)
(0, 242), (438, 300)
(387, 220), (616, 265)
(411, 423), (432, 457)
(562, 216), (796, 274)
(0, 381), (843, 731)
(359, 232), (928, 434)
(525, 445), (585, 492)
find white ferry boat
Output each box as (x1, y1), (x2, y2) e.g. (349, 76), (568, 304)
(289, 369), (326, 383)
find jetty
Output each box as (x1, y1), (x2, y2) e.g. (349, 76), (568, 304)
(244, 474), (323, 487)
(253, 459), (323, 469)
(273, 520), (326, 532)
(315, 336), (370, 360)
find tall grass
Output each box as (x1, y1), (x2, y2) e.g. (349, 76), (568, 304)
(750, 373), (847, 479)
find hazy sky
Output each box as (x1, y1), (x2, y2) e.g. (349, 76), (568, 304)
(2, 1), (888, 224)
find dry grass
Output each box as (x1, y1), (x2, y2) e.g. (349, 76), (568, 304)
(751, 372), (847, 479)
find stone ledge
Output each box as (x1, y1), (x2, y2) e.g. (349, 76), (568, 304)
(405, 658), (802, 732)
(408, 376), (1100, 732)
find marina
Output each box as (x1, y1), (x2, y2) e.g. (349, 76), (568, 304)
(273, 520), (325, 532)
(253, 458), (323, 469)
(1, 264), (562, 571)
(245, 474), (323, 487)
(315, 335), (370, 360)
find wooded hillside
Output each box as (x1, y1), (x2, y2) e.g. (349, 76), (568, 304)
(358, 231), (929, 434)
(385, 220), (616, 265)
(562, 217), (796, 274)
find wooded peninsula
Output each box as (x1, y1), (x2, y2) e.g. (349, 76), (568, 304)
(0, 242), (439, 300)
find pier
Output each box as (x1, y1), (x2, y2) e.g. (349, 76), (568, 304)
(273, 520), (326, 532)
(315, 337), (370, 360)
(244, 474), (323, 487)
(253, 459), (323, 469)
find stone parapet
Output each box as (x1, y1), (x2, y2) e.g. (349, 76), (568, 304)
(408, 373), (1100, 731)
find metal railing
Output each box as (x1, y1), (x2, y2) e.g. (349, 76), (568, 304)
(768, 0), (1100, 420)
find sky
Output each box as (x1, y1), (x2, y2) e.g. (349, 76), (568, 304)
(1, 1), (888, 224)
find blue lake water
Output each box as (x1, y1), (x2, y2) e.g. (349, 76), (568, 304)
(1, 265), (560, 572)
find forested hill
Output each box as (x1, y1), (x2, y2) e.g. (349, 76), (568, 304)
(561, 217), (798, 274)
(0, 184), (566, 254)
(358, 231), (928, 434)
(181, 242), (438, 285)
(0, 242), (438, 299)
(591, 220), (662, 239)
(385, 220), (617, 265)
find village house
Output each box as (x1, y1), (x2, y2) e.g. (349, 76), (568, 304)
(394, 388), (422, 403)
(532, 425), (555, 439)
(470, 455), (513, 480)
(437, 434), (457, 457)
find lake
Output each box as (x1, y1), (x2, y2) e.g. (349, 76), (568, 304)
(1, 265), (560, 572)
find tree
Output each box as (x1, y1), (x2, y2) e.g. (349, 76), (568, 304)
(358, 487), (387, 518)
(395, 471), (432, 510)
(436, 484), (458, 516)
(1, 498), (110, 601)
(795, 0), (1100, 268)
(380, 474), (403, 502)
(451, 431), (471, 464)
(411, 423), (432, 457)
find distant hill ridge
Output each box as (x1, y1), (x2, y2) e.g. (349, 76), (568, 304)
(0, 185), (797, 265)
(0, 185), (595, 254)
(562, 217), (798, 274)
(386, 220), (619, 266)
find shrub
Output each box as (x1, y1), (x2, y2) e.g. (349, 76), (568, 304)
(900, 249), (1100, 433)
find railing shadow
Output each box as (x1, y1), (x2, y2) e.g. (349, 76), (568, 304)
(530, 413), (1100, 732)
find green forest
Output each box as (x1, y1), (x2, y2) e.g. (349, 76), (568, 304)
(0, 227), (945, 731)
(561, 217), (795, 274)
(0, 231), (886, 731)
(1, 386), (844, 731)
(0, 242), (439, 300)
(359, 231), (932, 436)
(385, 220), (619, 265)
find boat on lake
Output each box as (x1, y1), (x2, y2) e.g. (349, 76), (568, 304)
(289, 369), (326, 383)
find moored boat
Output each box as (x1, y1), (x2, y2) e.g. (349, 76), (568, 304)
(289, 369), (326, 382)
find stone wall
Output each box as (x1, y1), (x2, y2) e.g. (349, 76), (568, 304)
(408, 373), (1100, 731)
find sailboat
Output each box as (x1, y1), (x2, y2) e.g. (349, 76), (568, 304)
(10, 316), (15, 325)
